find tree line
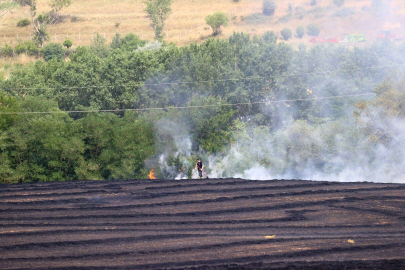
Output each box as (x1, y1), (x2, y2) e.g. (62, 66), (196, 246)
(1, 31), (404, 183)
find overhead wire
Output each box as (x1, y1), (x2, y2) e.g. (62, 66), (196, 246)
(0, 93), (376, 115)
(0, 61), (400, 115)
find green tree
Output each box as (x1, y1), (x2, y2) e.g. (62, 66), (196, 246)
(205, 12), (229, 36)
(63, 38), (73, 48)
(15, 0), (72, 47)
(296, 26), (305, 38)
(0, 95), (19, 131)
(186, 96), (235, 153)
(90, 33), (110, 57)
(110, 33), (146, 50)
(75, 112), (155, 180)
(41, 43), (65, 61)
(14, 41), (39, 55)
(262, 0), (276, 16)
(143, 0), (172, 41)
(3, 97), (83, 183)
(281, 28), (292, 40)
(355, 78), (405, 146)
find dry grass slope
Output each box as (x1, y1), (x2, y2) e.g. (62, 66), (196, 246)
(1, 0), (404, 77)
(1, 0), (404, 47)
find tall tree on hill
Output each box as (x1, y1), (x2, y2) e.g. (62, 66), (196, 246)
(144, 0), (172, 41)
(14, 0), (72, 47)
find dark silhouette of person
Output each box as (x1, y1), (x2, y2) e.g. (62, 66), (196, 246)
(196, 159), (204, 179)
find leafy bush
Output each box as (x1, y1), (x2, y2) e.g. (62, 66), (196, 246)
(14, 43), (26, 55)
(262, 31), (277, 44)
(41, 43), (65, 62)
(63, 39), (73, 48)
(334, 7), (354, 18)
(116, 33), (146, 51)
(310, 0), (317, 6)
(205, 12), (229, 35)
(296, 26), (305, 38)
(90, 34), (110, 57)
(0, 44), (14, 57)
(17, 18), (30, 27)
(36, 14), (50, 24)
(307, 23), (320, 36)
(262, 0), (276, 16)
(14, 41), (39, 55)
(25, 41), (38, 55)
(333, 0), (344, 7)
(281, 28), (292, 40)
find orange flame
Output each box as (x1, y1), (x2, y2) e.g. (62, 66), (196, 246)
(148, 169), (156, 179)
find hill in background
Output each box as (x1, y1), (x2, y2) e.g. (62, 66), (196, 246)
(1, 0), (404, 47)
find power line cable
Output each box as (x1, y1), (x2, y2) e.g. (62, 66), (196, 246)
(0, 92), (376, 115)
(2, 64), (400, 92)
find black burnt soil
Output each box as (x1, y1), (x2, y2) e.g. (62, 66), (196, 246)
(0, 178), (404, 269)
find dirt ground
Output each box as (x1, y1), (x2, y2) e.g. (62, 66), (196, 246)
(0, 178), (405, 269)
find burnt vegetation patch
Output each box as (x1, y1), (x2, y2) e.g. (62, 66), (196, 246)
(0, 178), (404, 269)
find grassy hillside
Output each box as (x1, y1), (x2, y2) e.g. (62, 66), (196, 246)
(1, 0), (404, 48)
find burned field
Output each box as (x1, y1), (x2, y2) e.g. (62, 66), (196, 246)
(1, 179), (405, 269)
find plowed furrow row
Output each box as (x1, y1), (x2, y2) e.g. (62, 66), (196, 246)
(0, 178), (404, 269)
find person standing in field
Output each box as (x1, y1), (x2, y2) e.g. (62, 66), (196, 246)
(196, 159), (204, 179)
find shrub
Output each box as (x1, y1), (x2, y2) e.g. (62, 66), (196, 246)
(262, 0), (276, 16)
(17, 18), (30, 27)
(281, 28), (292, 40)
(63, 39), (73, 49)
(36, 14), (49, 24)
(15, 41), (39, 56)
(307, 23), (320, 36)
(41, 43), (65, 62)
(205, 12), (229, 35)
(296, 26), (305, 38)
(0, 44), (14, 57)
(333, 0), (344, 7)
(262, 31), (277, 44)
(233, 0), (240, 2)
(111, 33), (147, 51)
(25, 41), (39, 56)
(90, 33), (110, 57)
(310, 0), (317, 6)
